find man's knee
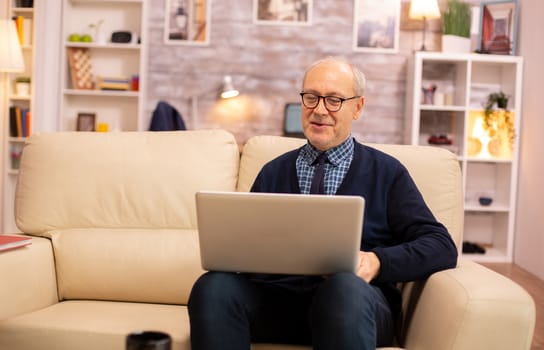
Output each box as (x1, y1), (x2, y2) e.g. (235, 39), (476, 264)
(189, 272), (245, 309)
(312, 272), (377, 318)
(319, 272), (372, 298)
(188, 272), (255, 349)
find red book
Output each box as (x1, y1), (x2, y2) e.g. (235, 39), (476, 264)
(0, 235), (32, 253)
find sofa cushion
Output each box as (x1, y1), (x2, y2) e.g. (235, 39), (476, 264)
(16, 130), (240, 234)
(48, 228), (202, 304)
(0, 300), (403, 350)
(0, 236), (58, 320)
(238, 135), (305, 192)
(0, 301), (190, 350)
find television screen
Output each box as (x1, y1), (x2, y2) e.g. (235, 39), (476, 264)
(283, 103), (304, 137)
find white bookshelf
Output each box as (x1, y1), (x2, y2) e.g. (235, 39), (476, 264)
(405, 52), (523, 263)
(59, 0), (147, 132)
(2, 0), (37, 233)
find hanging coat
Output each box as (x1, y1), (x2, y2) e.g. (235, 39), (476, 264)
(149, 101), (186, 131)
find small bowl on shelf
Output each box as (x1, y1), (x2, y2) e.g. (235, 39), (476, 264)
(478, 197), (493, 206)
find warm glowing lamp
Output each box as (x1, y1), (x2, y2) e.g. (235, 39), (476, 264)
(471, 115), (492, 158)
(191, 75), (241, 125)
(0, 19), (25, 73)
(220, 75), (239, 99)
(409, 0), (441, 51)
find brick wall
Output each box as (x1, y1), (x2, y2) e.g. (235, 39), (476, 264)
(146, 0), (445, 144)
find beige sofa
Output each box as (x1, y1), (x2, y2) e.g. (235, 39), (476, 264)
(0, 129), (535, 350)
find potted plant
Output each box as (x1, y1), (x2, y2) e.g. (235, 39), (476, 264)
(441, 0), (471, 53)
(88, 19), (106, 44)
(483, 91), (515, 151)
(484, 91), (509, 113)
(14, 76), (31, 96)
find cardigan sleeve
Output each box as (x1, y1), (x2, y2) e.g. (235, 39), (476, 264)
(371, 164), (458, 283)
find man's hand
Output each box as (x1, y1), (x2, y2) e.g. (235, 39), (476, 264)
(356, 251), (381, 283)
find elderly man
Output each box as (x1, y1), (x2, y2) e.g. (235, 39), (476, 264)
(188, 57), (458, 350)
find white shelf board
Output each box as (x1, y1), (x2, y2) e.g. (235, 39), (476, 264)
(8, 95), (32, 101)
(465, 203), (510, 212)
(69, 0), (142, 3)
(64, 89), (139, 97)
(11, 7), (35, 13)
(65, 42), (140, 50)
(465, 157), (513, 164)
(420, 104), (466, 112)
(8, 137), (27, 143)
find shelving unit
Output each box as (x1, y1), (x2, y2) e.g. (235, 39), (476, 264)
(405, 52), (523, 263)
(60, 0), (147, 132)
(2, 0), (37, 233)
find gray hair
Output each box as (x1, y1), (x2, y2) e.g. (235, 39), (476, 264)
(301, 56), (366, 96)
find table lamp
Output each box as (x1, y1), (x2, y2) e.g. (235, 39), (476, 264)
(409, 0), (441, 51)
(191, 75), (240, 125)
(0, 19), (25, 214)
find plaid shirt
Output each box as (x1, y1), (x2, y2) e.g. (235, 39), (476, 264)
(296, 136), (354, 195)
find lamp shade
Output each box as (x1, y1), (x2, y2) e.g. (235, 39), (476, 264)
(409, 0), (441, 20)
(0, 19), (25, 72)
(220, 75), (239, 99)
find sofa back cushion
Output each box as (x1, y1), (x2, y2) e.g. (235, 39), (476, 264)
(16, 130), (240, 233)
(15, 130), (240, 304)
(238, 135), (463, 248)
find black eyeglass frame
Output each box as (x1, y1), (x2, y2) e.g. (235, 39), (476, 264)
(299, 92), (360, 112)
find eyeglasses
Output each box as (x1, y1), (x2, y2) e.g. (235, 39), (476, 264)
(300, 92), (360, 112)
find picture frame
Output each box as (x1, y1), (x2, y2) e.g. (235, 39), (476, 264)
(76, 113), (96, 132)
(353, 0), (400, 53)
(253, 0), (312, 26)
(478, 0), (518, 55)
(164, 0), (211, 45)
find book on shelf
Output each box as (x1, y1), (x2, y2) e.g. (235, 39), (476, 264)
(0, 234), (32, 253)
(13, 16), (23, 44)
(11, 16), (32, 46)
(9, 106), (32, 137)
(97, 76), (131, 91)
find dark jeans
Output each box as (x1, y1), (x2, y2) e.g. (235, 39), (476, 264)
(188, 271), (395, 350)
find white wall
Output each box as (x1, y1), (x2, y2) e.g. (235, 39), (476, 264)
(32, 0), (62, 132)
(515, 0), (544, 279)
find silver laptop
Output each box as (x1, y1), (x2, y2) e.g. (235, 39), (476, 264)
(195, 191), (365, 275)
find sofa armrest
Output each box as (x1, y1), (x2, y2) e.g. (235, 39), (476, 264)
(0, 235), (58, 320)
(403, 258), (535, 350)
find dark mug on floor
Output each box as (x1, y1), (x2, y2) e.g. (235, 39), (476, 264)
(126, 331), (172, 350)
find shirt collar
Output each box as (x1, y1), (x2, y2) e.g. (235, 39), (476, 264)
(302, 136), (354, 167)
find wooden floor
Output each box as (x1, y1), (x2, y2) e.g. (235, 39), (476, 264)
(482, 263), (544, 350)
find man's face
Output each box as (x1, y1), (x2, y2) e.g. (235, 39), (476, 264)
(301, 61), (364, 151)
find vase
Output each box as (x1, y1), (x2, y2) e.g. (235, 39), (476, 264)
(15, 82), (30, 96)
(441, 35), (471, 54)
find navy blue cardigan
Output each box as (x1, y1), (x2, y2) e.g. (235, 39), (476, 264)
(249, 140), (458, 315)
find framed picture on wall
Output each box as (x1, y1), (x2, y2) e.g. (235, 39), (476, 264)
(76, 113), (96, 132)
(478, 0), (518, 55)
(164, 0), (211, 45)
(253, 0), (312, 26)
(353, 0), (400, 53)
